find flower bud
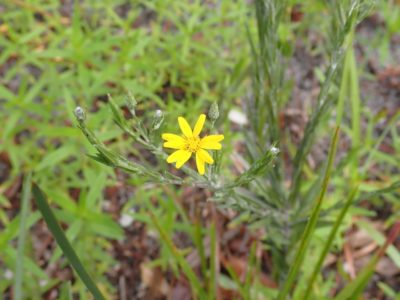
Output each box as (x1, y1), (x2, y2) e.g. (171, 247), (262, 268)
(152, 109), (164, 130)
(208, 102), (219, 122)
(74, 106), (86, 122)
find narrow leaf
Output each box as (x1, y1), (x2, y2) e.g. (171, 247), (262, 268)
(14, 173), (32, 300)
(32, 184), (106, 300)
(303, 186), (359, 300)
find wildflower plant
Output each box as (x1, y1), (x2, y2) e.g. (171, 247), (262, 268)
(6, 0), (399, 299)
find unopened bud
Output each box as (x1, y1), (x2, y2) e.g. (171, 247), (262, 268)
(208, 102), (219, 122)
(74, 106), (85, 122)
(152, 109), (164, 130)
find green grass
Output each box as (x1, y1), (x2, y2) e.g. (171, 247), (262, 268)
(1, 0), (399, 299)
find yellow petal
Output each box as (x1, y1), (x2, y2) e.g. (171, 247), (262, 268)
(162, 134), (185, 149)
(197, 148), (214, 164)
(163, 141), (184, 149)
(195, 152), (205, 175)
(162, 133), (185, 142)
(167, 150), (189, 163)
(178, 117), (193, 138)
(193, 114), (206, 137)
(200, 135), (224, 150)
(175, 151), (192, 168)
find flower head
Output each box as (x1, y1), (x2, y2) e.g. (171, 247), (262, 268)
(162, 114), (224, 175)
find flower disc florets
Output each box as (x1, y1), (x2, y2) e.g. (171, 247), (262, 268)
(185, 136), (201, 153)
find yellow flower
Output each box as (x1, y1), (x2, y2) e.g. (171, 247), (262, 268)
(162, 114), (224, 175)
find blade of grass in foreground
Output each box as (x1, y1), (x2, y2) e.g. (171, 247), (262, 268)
(14, 173), (32, 300)
(32, 184), (106, 300)
(303, 186), (359, 300)
(278, 127), (340, 300)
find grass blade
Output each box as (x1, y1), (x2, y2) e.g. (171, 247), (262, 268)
(32, 184), (106, 300)
(348, 31), (361, 182)
(303, 186), (359, 300)
(278, 127), (340, 300)
(14, 173), (32, 300)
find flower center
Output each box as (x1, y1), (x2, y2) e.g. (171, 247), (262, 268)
(184, 136), (201, 153)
